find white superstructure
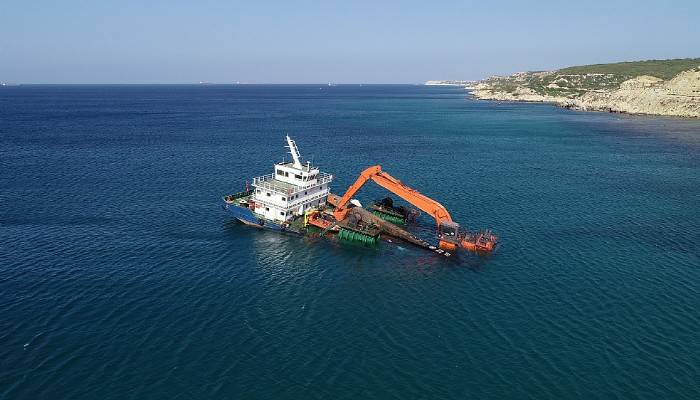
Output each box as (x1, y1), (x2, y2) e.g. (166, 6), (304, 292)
(251, 136), (334, 223)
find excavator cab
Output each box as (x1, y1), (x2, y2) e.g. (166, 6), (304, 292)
(438, 221), (460, 251)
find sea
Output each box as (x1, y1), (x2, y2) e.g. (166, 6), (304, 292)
(1, 84), (699, 399)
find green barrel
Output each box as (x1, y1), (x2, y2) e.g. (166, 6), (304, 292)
(338, 228), (379, 246)
(371, 210), (406, 225)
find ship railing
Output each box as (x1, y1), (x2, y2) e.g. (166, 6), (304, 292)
(252, 175), (287, 194)
(253, 189), (331, 211)
(253, 172), (334, 194)
(223, 189), (254, 203)
(286, 189), (330, 207)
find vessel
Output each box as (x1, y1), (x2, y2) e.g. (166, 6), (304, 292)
(223, 135), (333, 232)
(223, 136), (498, 256)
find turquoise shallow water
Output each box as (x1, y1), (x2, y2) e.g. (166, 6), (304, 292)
(1, 84), (699, 399)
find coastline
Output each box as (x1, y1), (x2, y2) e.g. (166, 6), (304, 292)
(469, 64), (700, 119)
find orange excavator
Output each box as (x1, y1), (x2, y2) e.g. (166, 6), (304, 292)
(332, 165), (497, 253)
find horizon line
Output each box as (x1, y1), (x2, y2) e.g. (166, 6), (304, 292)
(1, 82), (462, 86)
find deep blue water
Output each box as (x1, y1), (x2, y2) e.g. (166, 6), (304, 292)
(1, 84), (699, 399)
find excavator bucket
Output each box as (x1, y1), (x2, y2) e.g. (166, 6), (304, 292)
(439, 221), (460, 251)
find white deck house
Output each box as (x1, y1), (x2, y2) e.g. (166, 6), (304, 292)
(251, 136), (333, 223)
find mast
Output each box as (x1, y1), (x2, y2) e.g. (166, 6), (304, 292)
(285, 135), (303, 169)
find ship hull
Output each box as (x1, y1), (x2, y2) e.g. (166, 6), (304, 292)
(222, 202), (284, 231)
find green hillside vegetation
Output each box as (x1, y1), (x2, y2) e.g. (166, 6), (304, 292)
(558, 58), (700, 80)
(483, 58), (700, 98)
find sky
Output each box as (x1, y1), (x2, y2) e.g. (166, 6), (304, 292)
(1, 0), (699, 83)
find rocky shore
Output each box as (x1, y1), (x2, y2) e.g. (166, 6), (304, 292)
(472, 60), (700, 118)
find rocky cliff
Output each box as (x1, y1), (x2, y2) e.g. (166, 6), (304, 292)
(563, 70), (700, 117)
(472, 59), (700, 118)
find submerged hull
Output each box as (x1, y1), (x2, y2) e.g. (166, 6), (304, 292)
(222, 201), (284, 231)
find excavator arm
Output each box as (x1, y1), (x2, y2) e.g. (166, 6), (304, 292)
(333, 165), (453, 230)
(333, 165), (382, 220)
(370, 171), (453, 227)
(332, 165), (497, 253)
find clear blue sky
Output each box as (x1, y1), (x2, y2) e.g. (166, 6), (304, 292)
(2, 0), (699, 83)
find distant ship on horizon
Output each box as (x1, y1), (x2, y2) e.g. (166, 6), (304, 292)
(424, 80), (476, 89)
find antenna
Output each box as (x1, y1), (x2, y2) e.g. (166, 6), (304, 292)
(286, 135), (302, 169)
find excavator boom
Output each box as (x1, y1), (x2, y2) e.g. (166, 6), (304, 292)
(369, 171), (453, 226)
(333, 165), (452, 227)
(332, 165), (476, 251)
(333, 165), (381, 219)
